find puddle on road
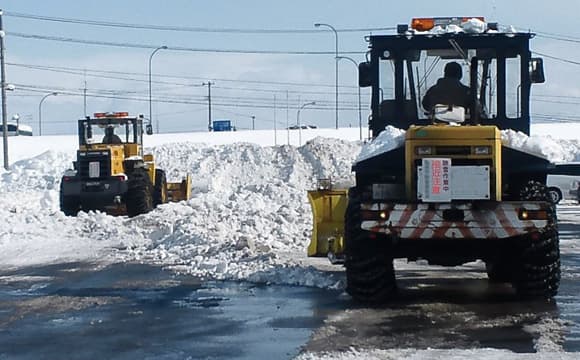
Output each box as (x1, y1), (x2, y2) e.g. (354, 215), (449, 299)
(0, 263), (344, 360)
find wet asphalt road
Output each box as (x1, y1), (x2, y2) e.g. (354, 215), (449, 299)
(0, 263), (343, 360)
(303, 206), (580, 354)
(0, 206), (579, 359)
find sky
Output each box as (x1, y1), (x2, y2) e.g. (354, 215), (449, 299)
(2, 0), (580, 135)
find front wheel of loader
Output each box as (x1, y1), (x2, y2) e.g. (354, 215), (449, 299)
(344, 188), (397, 303)
(125, 168), (154, 217)
(60, 194), (80, 216)
(153, 169), (167, 207)
(512, 180), (561, 298)
(59, 181), (79, 216)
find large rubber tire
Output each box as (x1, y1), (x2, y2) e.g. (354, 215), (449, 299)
(60, 194), (80, 216)
(344, 188), (397, 303)
(153, 169), (167, 207)
(59, 182), (79, 216)
(511, 180), (561, 298)
(125, 168), (154, 217)
(547, 187), (562, 204)
(485, 260), (513, 283)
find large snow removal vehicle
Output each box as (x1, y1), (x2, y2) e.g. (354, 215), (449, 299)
(308, 17), (560, 302)
(59, 112), (191, 217)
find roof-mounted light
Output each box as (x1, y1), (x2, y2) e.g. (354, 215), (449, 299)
(93, 112), (130, 118)
(411, 17), (485, 31)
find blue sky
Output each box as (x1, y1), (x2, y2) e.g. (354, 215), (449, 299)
(2, 0), (580, 135)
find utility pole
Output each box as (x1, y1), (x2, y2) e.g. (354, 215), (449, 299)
(273, 94), (277, 146)
(83, 79), (87, 117)
(0, 9), (8, 170)
(148, 46), (167, 134)
(315, 23), (339, 129)
(202, 81), (214, 131)
(286, 90), (289, 145)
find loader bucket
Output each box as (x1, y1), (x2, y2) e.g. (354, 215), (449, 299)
(307, 188), (348, 261)
(167, 175), (192, 202)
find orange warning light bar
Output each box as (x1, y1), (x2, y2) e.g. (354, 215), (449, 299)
(93, 111), (130, 118)
(411, 17), (485, 31)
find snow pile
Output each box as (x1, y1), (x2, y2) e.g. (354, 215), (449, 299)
(0, 126), (579, 289)
(121, 137), (359, 288)
(0, 136), (359, 289)
(0, 151), (72, 192)
(356, 126), (406, 163)
(501, 129), (580, 163)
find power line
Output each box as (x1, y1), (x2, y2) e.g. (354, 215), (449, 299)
(536, 33), (580, 44)
(5, 11), (395, 34)
(14, 84), (365, 112)
(532, 51), (580, 66)
(13, 80), (369, 108)
(11, 32), (365, 55)
(7, 61), (364, 90)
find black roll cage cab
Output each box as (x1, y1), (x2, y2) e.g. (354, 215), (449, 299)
(77, 114), (146, 148)
(359, 30), (545, 138)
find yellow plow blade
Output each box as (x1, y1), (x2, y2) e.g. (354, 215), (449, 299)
(307, 188), (348, 262)
(167, 175), (192, 202)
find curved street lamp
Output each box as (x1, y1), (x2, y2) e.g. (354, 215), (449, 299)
(315, 23), (339, 129)
(149, 45), (167, 134)
(38, 92), (58, 136)
(336, 56), (362, 140)
(296, 101), (316, 146)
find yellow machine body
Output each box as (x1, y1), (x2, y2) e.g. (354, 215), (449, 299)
(307, 187), (348, 261)
(61, 113), (191, 217)
(405, 125), (502, 201)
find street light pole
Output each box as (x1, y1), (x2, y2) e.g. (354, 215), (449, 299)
(337, 56), (363, 140)
(202, 81), (214, 131)
(148, 45), (167, 134)
(0, 9), (8, 170)
(38, 92), (58, 136)
(315, 23), (339, 129)
(296, 101), (315, 146)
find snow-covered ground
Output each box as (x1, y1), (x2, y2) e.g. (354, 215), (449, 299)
(0, 124), (579, 359)
(0, 124), (579, 283)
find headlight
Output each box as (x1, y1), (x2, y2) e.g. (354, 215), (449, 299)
(416, 146), (433, 155)
(474, 146), (491, 155)
(518, 208), (548, 220)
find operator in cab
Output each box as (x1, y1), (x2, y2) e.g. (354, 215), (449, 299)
(102, 126), (122, 144)
(422, 62), (471, 114)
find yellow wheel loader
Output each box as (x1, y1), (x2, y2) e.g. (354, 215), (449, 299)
(59, 112), (191, 217)
(309, 17), (560, 302)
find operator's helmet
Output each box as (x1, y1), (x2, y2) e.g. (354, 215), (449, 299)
(105, 125), (115, 136)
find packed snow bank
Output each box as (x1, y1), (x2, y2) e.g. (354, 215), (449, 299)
(0, 126), (579, 289)
(0, 136), (359, 289)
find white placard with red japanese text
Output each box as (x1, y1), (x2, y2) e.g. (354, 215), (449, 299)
(419, 158), (451, 202)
